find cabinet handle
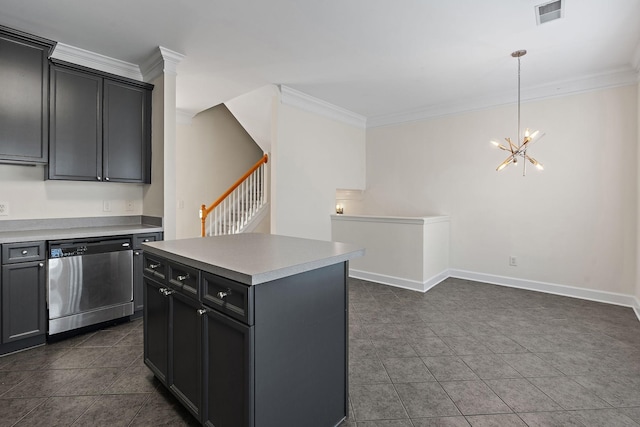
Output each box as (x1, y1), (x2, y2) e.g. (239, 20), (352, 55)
(134, 251), (140, 256)
(122, 243), (130, 248)
(143, 239), (150, 242)
(162, 289), (175, 296)
(158, 287), (167, 294)
(105, 177), (110, 181)
(21, 250), (28, 255)
(197, 308), (209, 316)
(177, 274), (190, 281)
(149, 263), (160, 269)
(38, 262), (44, 268)
(97, 176), (102, 181)
(217, 289), (231, 299)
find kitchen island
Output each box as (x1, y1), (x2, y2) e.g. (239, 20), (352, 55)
(142, 233), (364, 427)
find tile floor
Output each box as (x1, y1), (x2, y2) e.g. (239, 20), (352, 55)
(343, 277), (640, 427)
(0, 277), (638, 426)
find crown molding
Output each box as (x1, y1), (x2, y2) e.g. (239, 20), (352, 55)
(140, 46), (185, 82)
(367, 66), (640, 128)
(51, 43), (142, 81)
(279, 85), (366, 129)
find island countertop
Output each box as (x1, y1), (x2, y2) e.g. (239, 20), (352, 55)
(142, 233), (365, 286)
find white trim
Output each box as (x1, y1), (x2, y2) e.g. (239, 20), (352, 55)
(279, 85), (367, 129)
(349, 268), (448, 293)
(51, 43), (143, 81)
(140, 46), (185, 82)
(367, 67), (639, 128)
(331, 214), (449, 225)
(633, 296), (640, 321)
(176, 109), (196, 125)
(350, 266), (640, 322)
(450, 268), (640, 312)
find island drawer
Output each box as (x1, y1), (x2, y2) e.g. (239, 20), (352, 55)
(202, 272), (253, 325)
(143, 253), (167, 280)
(168, 261), (200, 298)
(2, 241), (46, 264)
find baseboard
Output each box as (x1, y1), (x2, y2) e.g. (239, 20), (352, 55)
(349, 266), (640, 322)
(450, 268), (640, 322)
(349, 268), (448, 293)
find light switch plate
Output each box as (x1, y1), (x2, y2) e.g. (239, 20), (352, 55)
(0, 202), (9, 216)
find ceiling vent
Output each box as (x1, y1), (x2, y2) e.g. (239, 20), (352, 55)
(535, 0), (563, 25)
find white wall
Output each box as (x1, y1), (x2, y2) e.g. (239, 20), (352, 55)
(273, 104), (366, 241)
(365, 85), (638, 297)
(0, 164), (143, 219)
(175, 104), (264, 239)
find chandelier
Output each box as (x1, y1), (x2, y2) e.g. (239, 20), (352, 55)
(491, 50), (545, 175)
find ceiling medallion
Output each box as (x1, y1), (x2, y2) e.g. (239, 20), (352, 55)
(491, 50), (545, 176)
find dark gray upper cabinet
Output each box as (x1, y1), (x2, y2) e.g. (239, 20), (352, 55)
(48, 60), (152, 183)
(0, 25), (55, 165)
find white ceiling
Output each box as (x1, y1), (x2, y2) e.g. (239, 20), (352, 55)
(1, 0), (639, 124)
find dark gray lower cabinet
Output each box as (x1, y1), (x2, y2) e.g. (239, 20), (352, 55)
(143, 277), (168, 383)
(143, 252), (348, 427)
(170, 291), (202, 419)
(0, 241), (47, 355)
(204, 309), (253, 427)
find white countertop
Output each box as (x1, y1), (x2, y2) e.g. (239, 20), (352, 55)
(143, 233), (365, 286)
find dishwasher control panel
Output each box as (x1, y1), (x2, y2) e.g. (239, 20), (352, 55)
(49, 237), (132, 258)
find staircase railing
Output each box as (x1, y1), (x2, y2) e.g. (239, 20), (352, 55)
(200, 154), (268, 237)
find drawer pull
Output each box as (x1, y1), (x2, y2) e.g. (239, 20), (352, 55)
(38, 262), (44, 268)
(197, 308), (210, 316)
(143, 239), (150, 242)
(176, 274), (190, 281)
(149, 263), (160, 269)
(159, 288), (175, 296)
(217, 289), (232, 299)
(21, 250), (28, 255)
(134, 251), (140, 256)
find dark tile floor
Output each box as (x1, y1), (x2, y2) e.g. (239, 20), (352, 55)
(0, 317), (198, 426)
(343, 277), (640, 427)
(0, 277), (639, 426)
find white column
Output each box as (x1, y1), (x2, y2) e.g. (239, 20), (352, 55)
(141, 47), (185, 241)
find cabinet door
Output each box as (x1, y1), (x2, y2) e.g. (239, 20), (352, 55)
(48, 65), (102, 181)
(170, 291), (202, 421)
(0, 28), (53, 164)
(204, 309), (254, 427)
(103, 80), (151, 183)
(1, 261), (46, 343)
(143, 277), (169, 383)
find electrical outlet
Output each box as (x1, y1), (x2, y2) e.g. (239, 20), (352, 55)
(0, 202), (9, 216)
(125, 200), (134, 211)
(103, 200), (112, 212)
(509, 255), (518, 266)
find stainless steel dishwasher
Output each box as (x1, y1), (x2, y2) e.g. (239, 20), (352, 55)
(47, 237), (133, 335)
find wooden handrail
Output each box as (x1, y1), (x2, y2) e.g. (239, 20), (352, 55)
(201, 153), (268, 237)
